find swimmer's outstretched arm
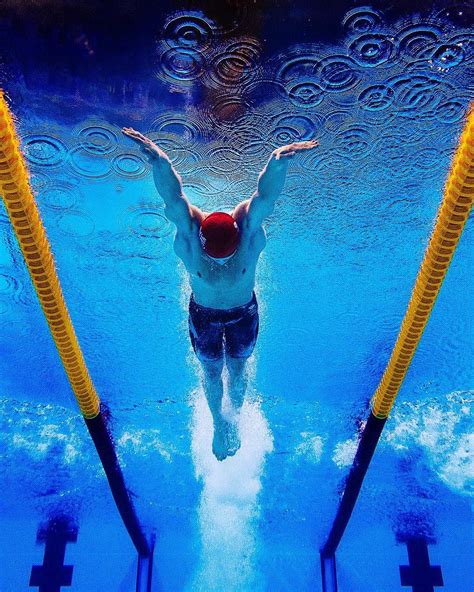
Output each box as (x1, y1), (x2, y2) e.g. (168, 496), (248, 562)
(122, 127), (200, 230)
(241, 140), (319, 228)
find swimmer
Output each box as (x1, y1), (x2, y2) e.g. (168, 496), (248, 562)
(123, 127), (318, 460)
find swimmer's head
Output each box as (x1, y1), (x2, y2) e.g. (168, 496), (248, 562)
(199, 212), (239, 261)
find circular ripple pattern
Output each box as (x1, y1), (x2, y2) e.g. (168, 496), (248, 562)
(398, 25), (441, 59)
(342, 7), (382, 33)
(23, 135), (67, 167)
(41, 184), (78, 211)
(207, 95), (252, 125)
(228, 128), (273, 159)
(148, 113), (204, 147)
(57, 211), (95, 237)
(163, 13), (214, 50)
(287, 81), (324, 108)
(349, 34), (396, 67)
(127, 207), (173, 239)
(112, 153), (148, 179)
(68, 147), (113, 180)
(0, 269), (22, 303)
(276, 54), (319, 84)
(206, 39), (261, 89)
(334, 125), (372, 160)
(205, 146), (242, 174)
(322, 110), (351, 133)
(270, 114), (318, 145)
(390, 74), (443, 112)
(434, 98), (469, 123)
(318, 56), (360, 92)
(30, 172), (50, 192)
(430, 43), (465, 69)
(358, 84), (395, 110)
(77, 124), (119, 155)
(158, 47), (205, 83)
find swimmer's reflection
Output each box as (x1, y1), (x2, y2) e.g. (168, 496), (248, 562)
(123, 126), (318, 460)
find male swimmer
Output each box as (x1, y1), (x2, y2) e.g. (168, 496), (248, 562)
(123, 127), (318, 460)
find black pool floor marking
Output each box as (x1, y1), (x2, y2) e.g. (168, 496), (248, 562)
(400, 537), (443, 592)
(29, 516), (78, 592)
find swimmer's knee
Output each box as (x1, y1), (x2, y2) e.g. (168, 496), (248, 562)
(226, 355), (247, 374)
(201, 357), (224, 378)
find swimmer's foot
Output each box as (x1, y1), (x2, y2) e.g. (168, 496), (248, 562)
(212, 419), (240, 461)
(212, 422), (229, 461)
(225, 420), (241, 457)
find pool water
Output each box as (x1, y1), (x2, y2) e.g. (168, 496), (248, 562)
(0, 1), (473, 590)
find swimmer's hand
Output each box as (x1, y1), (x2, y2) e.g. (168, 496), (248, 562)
(274, 139), (319, 160)
(122, 127), (171, 163)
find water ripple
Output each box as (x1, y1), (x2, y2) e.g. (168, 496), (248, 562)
(205, 39), (262, 90)
(389, 74), (443, 112)
(398, 25), (441, 60)
(342, 7), (383, 34)
(157, 47), (205, 85)
(358, 83), (395, 110)
(269, 113), (317, 145)
(428, 43), (466, 71)
(0, 268), (22, 306)
(163, 12), (214, 51)
(127, 206), (174, 239)
(318, 56), (360, 92)
(434, 98), (469, 123)
(68, 147), (113, 180)
(56, 211), (95, 237)
(148, 112), (204, 147)
(23, 134), (68, 168)
(77, 123), (119, 155)
(287, 80), (325, 109)
(204, 146), (242, 175)
(275, 52), (319, 85)
(349, 34), (396, 67)
(112, 152), (149, 179)
(334, 125), (372, 160)
(206, 95), (253, 126)
(41, 183), (78, 211)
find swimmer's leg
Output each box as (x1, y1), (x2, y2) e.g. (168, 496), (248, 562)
(200, 357), (229, 461)
(226, 355), (248, 411)
(224, 355), (248, 456)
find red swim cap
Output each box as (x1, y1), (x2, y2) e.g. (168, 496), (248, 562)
(199, 212), (240, 258)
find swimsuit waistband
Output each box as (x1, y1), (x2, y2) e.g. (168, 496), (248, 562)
(189, 291), (257, 318)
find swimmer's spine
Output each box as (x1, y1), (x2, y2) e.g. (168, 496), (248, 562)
(372, 104), (473, 419)
(0, 90), (99, 419)
(321, 104), (473, 576)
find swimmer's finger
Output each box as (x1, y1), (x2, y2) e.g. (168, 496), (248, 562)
(122, 127), (149, 143)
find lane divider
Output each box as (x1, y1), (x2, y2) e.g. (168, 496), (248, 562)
(321, 104), (473, 589)
(0, 90), (100, 419)
(0, 91), (152, 565)
(372, 106), (473, 418)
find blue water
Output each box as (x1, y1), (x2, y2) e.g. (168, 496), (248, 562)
(1, 1), (473, 590)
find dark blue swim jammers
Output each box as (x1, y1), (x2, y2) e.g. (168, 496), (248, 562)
(188, 292), (259, 361)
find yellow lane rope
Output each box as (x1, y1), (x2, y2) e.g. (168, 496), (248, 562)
(0, 91), (100, 418)
(372, 105), (473, 419)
